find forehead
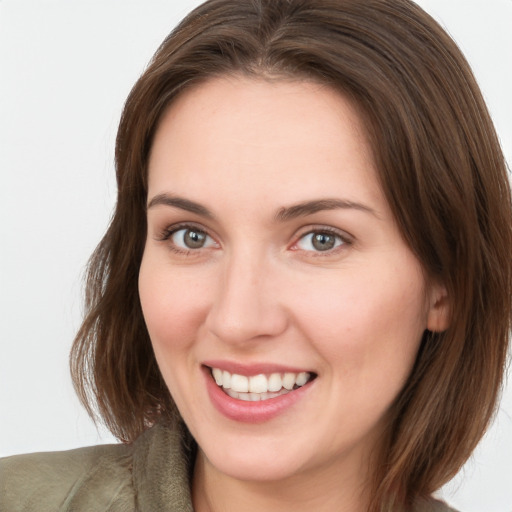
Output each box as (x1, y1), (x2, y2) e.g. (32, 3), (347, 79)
(151, 75), (371, 160)
(147, 76), (386, 217)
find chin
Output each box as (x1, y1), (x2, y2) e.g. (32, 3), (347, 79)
(198, 434), (310, 483)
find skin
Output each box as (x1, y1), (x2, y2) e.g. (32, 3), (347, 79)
(138, 76), (449, 512)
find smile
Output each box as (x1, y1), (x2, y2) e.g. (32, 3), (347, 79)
(210, 367), (314, 402)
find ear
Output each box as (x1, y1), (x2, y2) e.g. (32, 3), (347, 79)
(426, 282), (450, 332)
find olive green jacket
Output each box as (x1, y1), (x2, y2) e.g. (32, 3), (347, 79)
(0, 422), (457, 512)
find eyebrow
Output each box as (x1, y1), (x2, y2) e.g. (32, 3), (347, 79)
(147, 193), (214, 218)
(147, 193), (377, 221)
(274, 198), (378, 221)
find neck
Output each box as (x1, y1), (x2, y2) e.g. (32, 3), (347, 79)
(191, 449), (372, 512)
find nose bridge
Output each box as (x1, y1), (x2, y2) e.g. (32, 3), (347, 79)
(206, 245), (287, 344)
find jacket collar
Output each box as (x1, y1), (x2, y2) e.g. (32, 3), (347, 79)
(132, 417), (195, 512)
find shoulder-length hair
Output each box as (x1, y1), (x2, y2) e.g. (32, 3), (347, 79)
(71, 0), (512, 510)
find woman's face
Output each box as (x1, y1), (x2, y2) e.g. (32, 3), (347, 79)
(139, 77), (447, 485)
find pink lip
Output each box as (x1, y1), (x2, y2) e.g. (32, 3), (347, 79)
(202, 359), (312, 376)
(201, 364), (315, 423)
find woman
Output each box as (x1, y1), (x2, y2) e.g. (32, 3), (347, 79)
(1, 0), (510, 511)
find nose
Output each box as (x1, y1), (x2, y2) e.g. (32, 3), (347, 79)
(205, 250), (289, 346)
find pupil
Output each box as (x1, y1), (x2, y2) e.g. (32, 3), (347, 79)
(312, 233), (335, 251)
(184, 230), (206, 249)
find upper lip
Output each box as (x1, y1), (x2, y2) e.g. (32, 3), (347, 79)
(202, 360), (315, 377)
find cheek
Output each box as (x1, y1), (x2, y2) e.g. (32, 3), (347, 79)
(138, 254), (215, 414)
(289, 259), (427, 383)
(138, 256), (210, 354)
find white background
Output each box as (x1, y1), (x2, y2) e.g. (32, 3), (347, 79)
(0, 1), (511, 510)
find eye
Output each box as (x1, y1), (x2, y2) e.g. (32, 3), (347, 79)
(295, 230), (346, 252)
(169, 227), (217, 250)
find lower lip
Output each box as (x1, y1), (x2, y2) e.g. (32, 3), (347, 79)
(203, 367), (314, 423)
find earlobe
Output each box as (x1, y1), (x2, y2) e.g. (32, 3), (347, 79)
(426, 284), (450, 332)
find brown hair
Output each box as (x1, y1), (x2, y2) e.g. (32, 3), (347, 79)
(70, 0), (512, 509)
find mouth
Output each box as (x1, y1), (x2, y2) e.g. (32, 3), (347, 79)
(208, 366), (316, 402)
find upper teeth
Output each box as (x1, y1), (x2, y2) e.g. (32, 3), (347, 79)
(211, 368), (311, 393)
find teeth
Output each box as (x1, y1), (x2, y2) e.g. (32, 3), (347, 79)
(296, 372), (309, 386)
(222, 370), (231, 389)
(230, 374), (249, 393)
(210, 368), (312, 399)
(212, 368), (223, 386)
(226, 387), (296, 401)
(268, 373), (282, 392)
(283, 372), (296, 390)
(249, 374), (267, 393)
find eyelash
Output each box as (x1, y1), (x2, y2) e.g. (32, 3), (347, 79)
(155, 223), (352, 256)
(291, 226), (352, 255)
(156, 222), (216, 256)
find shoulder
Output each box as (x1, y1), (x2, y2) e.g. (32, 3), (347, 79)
(0, 442), (135, 512)
(0, 420), (194, 512)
